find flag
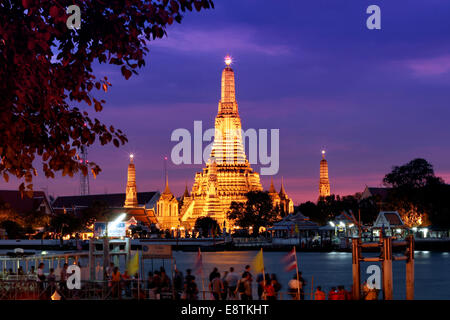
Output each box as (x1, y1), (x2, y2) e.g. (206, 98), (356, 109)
(252, 248), (265, 273)
(194, 247), (203, 275)
(127, 250), (139, 276)
(282, 247), (298, 272)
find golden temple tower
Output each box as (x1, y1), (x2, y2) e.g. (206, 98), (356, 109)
(319, 150), (331, 199)
(180, 56), (263, 227)
(124, 154), (138, 208)
(268, 177), (280, 206)
(279, 177), (294, 216)
(156, 175), (180, 230)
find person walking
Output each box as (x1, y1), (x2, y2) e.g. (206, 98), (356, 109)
(225, 267), (239, 300)
(288, 274), (301, 300)
(47, 268), (56, 298)
(160, 269), (171, 295)
(59, 263), (68, 296)
(37, 262), (46, 296)
(121, 270), (131, 297)
(152, 271), (162, 298)
(270, 274), (282, 299)
(346, 286), (353, 300)
(236, 272), (252, 300)
(221, 271), (229, 300)
(297, 272), (306, 300)
(328, 287), (338, 300)
(243, 265), (252, 281)
(314, 286), (326, 300)
(209, 274), (224, 300)
(173, 269), (184, 300)
(28, 266), (36, 276)
(264, 279), (276, 301)
(363, 281), (378, 300)
(185, 276), (199, 300)
(106, 262), (115, 281)
(209, 267), (220, 282)
(111, 267), (121, 299)
(256, 272), (265, 300)
(336, 286), (346, 300)
(185, 269), (195, 284)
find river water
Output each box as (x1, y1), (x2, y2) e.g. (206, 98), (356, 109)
(1, 250), (449, 300)
(164, 250), (450, 300)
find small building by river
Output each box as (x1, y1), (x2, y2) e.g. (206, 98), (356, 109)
(269, 212), (322, 247)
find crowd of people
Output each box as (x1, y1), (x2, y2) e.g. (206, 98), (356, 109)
(1, 262), (379, 300)
(1, 262), (73, 299)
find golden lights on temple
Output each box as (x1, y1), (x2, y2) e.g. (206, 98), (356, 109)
(153, 56), (294, 230)
(319, 149), (331, 199)
(119, 57), (338, 231)
(124, 153), (138, 208)
(224, 55), (232, 66)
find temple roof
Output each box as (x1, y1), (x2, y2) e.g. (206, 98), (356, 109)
(279, 177), (287, 197)
(162, 176), (172, 195)
(268, 177), (277, 193)
(183, 184), (190, 198)
(373, 211), (405, 228)
(0, 190), (52, 215)
(53, 192), (157, 208)
(270, 212), (318, 230)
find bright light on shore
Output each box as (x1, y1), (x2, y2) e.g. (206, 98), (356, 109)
(113, 213), (126, 224)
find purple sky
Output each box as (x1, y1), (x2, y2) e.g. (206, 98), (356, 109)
(2, 0), (450, 204)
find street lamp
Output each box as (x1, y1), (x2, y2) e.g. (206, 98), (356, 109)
(106, 213), (126, 237)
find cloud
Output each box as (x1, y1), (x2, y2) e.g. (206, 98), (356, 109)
(150, 27), (292, 56)
(403, 54), (450, 76)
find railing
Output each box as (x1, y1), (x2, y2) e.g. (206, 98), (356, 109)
(0, 279), (330, 300)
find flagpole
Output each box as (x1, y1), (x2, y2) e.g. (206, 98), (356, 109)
(294, 246), (300, 300)
(261, 248), (266, 300)
(198, 247), (206, 300)
(138, 250), (141, 300)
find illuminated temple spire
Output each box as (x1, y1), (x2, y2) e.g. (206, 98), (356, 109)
(210, 55), (246, 164)
(279, 177), (287, 198)
(124, 154), (138, 208)
(183, 183), (190, 198)
(319, 150), (331, 199)
(179, 56), (264, 227)
(162, 174), (172, 195)
(269, 177), (276, 193)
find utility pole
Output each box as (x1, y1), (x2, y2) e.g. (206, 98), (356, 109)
(80, 145), (90, 195)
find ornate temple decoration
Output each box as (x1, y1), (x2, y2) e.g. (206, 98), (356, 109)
(124, 154), (138, 208)
(319, 150), (331, 198)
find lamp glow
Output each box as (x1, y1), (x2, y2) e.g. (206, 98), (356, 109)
(225, 55), (232, 66)
(113, 213), (127, 224)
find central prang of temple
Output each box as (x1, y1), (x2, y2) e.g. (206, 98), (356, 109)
(179, 57), (267, 229)
(155, 57), (294, 231)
